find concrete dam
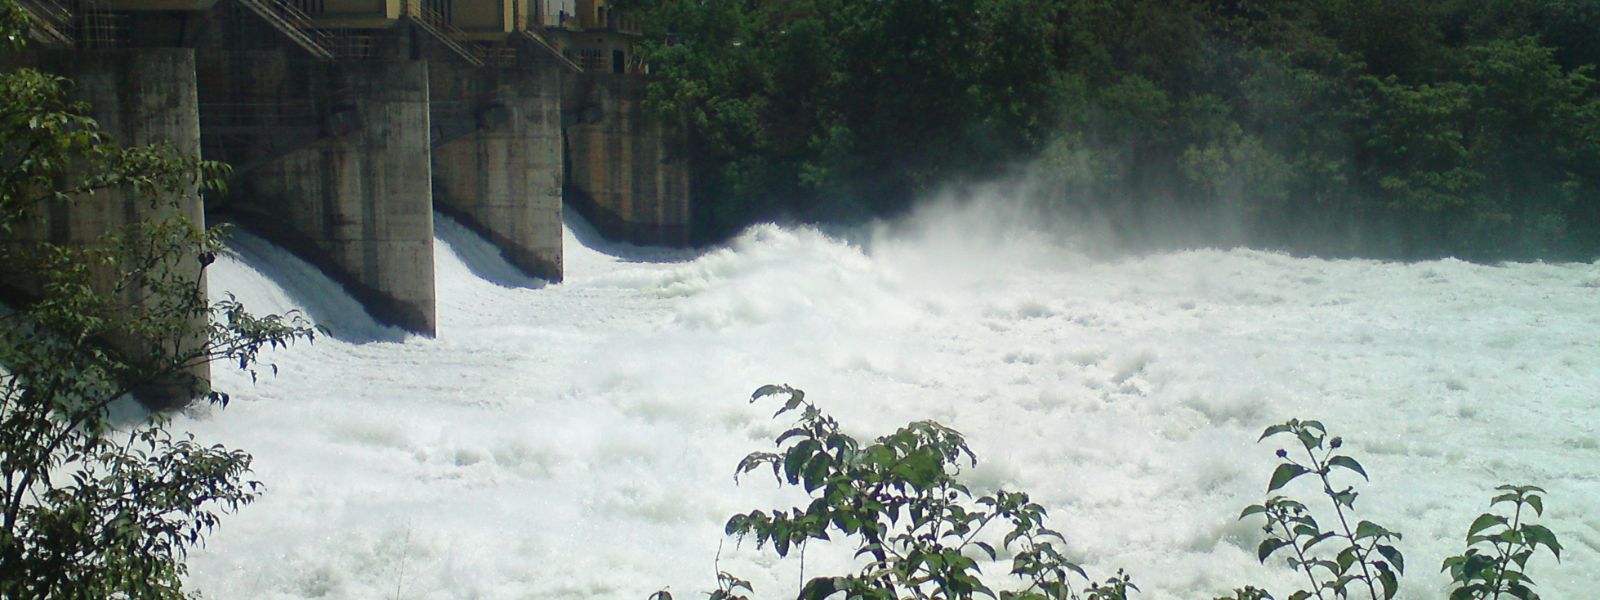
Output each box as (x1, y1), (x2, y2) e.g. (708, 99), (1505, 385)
(7, 0), (691, 344)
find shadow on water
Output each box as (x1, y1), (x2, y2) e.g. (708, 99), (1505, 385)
(221, 228), (409, 344)
(432, 212), (547, 290)
(561, 205), (702, 264)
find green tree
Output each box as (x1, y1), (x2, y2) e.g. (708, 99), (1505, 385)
(622, 0), (1600, 260)
(0, 4), (317, 596)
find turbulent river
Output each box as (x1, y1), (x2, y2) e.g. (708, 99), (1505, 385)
(180, 194), (1599, 599)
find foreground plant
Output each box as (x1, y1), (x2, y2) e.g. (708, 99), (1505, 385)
(1241, 419), (1404, 599)
(1, 8), (317, 596)
(666, 390), (1564, 600)
(1236, 422), (1562, 600)
(1441, 485), (1562, 599)
(656, 384), (1134, 600)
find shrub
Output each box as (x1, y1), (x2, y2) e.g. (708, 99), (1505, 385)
(661, 387), (1563, 600)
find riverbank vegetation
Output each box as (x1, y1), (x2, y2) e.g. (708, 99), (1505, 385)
(0, 6), (316, 595)
(619, 0), (1600, 261)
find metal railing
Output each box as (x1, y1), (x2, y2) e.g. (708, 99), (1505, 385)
(17, 0), (74, 46)
(475, 44), (517, 68)
(406, 1), (484, 67)
(519, 29), (582, 72)
(234, 0), (336, 60)
(564, 47), (605, 71)
(75, 0), (127, 49)
(326, 30), (377, 60)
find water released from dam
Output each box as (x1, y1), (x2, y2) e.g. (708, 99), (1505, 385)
(181, 193), (1599, 599)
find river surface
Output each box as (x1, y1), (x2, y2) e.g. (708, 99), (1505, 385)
(182, 195), (1599, 599)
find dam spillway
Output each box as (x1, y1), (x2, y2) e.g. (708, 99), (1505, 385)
(7, 0), (691, 344)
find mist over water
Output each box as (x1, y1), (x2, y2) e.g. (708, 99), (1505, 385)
(182, 190), (1599, 599)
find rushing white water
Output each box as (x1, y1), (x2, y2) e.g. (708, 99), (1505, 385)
(182, 195), (1600, 599)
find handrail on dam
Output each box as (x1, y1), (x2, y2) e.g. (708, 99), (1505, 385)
(235, 0), (336, 60)
(16, 0), (74, 46)
(519, 29), (582, 73)
(406, 3), (484, 67)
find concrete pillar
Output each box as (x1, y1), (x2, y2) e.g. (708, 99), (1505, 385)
(2, 49), (210, 409)
(429, 46), (564, 282)
(193, 16), (438, 336)
(563, 73), (691, 246)
(232, 58), (438, 335)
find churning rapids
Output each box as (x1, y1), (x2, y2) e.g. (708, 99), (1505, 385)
(179, 195), (1598, 599)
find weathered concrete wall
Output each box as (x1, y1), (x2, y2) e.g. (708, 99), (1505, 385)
(2, 49), (210, 409)
(242, 60), (436, 333)
(197, 20), (437, 335)
(429, 43), (564, 281)
(563, 73), (691, 246)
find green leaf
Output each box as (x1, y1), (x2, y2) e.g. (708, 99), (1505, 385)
(1355, 520), (1394, 540)
(1377, 544), (1404, 574)
(1258, 423), (1292, 442)
(802, 452), (830, 492)
(1296, 429), (1320, 450)
(774, 531), (790, 557)
(1302, 531), (1337, 551)
(1522, 524), (1563, 560)
(1258, 538), (1289, 563)
(799, 577), (838, 600)
(1376, 563), (1399, 599)
(1336, 546), (1359, 574)
(1267, 463), (1309, 492)
(1466, 513), (1507, 539)
(751, 384), (786, 401)
(779, 392), (807, 415)
(1326, 455), (1368, 480)
(975, 541), (997, 560)
(784, 440), (818, 483)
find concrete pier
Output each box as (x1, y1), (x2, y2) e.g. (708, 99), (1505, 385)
(198, 22), (438, 335)
(428, 38), (567, 282)
(563, 73), (691, 246)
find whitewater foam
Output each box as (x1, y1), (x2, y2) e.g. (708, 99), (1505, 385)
(179, 200), (1598, 599)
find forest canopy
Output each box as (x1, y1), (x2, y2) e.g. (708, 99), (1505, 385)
(616, 0), (1600, 261)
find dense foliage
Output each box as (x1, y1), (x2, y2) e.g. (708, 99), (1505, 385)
(618, 0), (1600, 260)
(659, 387), (1561, 599)
(1, 5), (316, 596)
